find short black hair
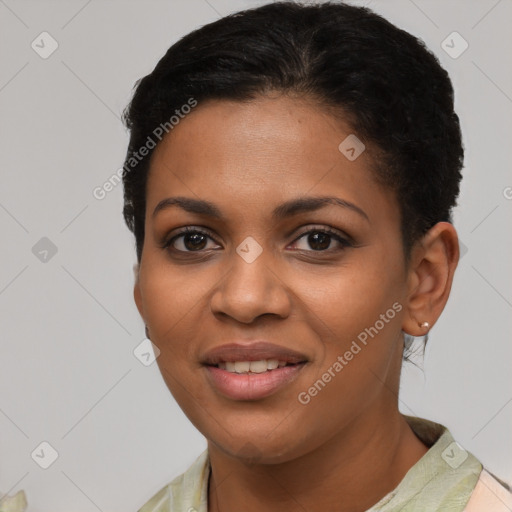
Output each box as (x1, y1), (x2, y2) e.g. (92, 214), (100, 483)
(122, 0), (463, 264)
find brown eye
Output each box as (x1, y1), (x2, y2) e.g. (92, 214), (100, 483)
(179, 232), (208, 251)
(306, 232), (331, 251)
(290, 227), (352, 252)
(162, 227), (220, 253)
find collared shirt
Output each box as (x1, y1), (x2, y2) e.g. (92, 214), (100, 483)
(137, 415), (512, 512)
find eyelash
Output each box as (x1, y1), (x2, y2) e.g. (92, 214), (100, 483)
(160, 225), (353, 255)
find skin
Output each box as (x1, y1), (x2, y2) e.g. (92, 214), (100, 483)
(133, 93), (460, 512)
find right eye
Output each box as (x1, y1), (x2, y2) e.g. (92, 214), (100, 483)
(161, 227), (221, 253)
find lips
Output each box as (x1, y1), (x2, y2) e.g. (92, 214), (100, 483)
(201, 341), (309, 401)
(201, 341), (308, 366)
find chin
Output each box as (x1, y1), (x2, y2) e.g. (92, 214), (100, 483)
(208, 428), (311, 465)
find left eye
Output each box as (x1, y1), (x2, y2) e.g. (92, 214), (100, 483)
(290, 229), (351, 252)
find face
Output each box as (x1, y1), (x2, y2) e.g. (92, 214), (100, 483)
(134, 94), (413, 464)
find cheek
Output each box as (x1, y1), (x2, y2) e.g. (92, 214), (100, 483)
(297, 261), (405, 393)
(299, 259), (403, 337)
(293, 302), (403, 443)
(140, 263), (210, 341)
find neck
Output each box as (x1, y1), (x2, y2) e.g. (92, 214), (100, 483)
(207, 408), (429, 512)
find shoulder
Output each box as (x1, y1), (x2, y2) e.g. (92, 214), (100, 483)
(137, 450), (209, 512)
(137, 483), (170, 512)
(463, 469), (512, 512)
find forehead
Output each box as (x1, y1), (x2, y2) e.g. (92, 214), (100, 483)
(146, 95), (397, 226)
(150, 94), (351, 177)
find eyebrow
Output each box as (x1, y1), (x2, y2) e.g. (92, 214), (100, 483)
(152, 195), (369, 222)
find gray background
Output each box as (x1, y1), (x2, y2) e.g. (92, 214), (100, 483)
(0, 0), (511, 510)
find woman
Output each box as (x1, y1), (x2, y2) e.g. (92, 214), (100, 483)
(120, 2), (512, 510)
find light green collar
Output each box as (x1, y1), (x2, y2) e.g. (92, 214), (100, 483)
(138, 415), (482, 512)
(367, 415), (482, 511)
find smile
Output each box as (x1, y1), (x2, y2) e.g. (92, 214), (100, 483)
(216, 359), (289, 373)
(205, 361), (307, 400)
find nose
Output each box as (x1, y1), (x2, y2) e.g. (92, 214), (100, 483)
(210, 250), (292, 324)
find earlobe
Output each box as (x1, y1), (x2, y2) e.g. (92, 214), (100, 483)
(402, 222), (460, 336)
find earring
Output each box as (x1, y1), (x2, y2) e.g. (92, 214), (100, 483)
(418, 321), (430, 330)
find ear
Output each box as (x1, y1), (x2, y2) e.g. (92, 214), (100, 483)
(133, 262), (145, 321)
(402, 222), (460, 336)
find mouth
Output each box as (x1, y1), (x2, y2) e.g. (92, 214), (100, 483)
(212, 359), (302, 374)
(201, 341), (308, 367)
(201, 341), (309, 400)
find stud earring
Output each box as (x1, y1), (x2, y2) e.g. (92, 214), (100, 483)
(419, 321), (430, 330)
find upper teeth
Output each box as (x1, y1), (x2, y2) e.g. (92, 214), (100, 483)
(218, 359), (287, 373)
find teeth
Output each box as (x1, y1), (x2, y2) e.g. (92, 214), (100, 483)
(267, 359), (279, 370)
(234, 361), (250, 373)
(249, 360), (268, 373)
(218, 359), (286, 373)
